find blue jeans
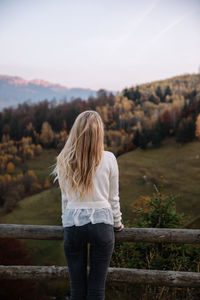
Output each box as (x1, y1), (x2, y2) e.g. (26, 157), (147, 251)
(63, 222), (115, 300)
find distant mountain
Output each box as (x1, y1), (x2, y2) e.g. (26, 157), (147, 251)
(0, 75), (114, 111)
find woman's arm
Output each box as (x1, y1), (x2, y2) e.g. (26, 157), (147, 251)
(57, 168), (68, 223)
(108, 154), (124, 229)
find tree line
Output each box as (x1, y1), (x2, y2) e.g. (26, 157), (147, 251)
(0, 74), (200, 156)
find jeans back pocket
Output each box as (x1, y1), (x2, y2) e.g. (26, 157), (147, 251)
(95, 223), (114, 246)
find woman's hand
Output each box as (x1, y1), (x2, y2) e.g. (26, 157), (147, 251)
(114, 223), (124, 232)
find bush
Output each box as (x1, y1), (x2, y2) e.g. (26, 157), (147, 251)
(111, 182), (200, 299)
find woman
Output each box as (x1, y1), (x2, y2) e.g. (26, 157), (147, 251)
(51, 110), (124, 300)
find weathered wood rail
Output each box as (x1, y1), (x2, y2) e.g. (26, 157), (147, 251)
(0, 224), (200, 287)
(1, 266), (200, 287)
(1, 224), (200, 244)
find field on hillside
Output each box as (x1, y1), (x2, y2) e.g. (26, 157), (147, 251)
(118, 137), (200, 224)
(0, 149), (66, 266)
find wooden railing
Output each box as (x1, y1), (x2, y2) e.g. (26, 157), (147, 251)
(0, 224), (200, 287)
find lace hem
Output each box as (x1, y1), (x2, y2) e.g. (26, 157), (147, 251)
(62, 207), (114, 227)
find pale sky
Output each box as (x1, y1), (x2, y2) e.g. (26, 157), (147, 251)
(0, 0), (199, 91)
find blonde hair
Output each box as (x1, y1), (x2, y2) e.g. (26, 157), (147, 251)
(50, 110), (104, 200)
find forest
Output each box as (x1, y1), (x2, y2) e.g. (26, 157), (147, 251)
(0, 73), (200, 214)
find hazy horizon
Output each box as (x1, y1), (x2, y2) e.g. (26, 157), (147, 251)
(0, 0), (199, 91)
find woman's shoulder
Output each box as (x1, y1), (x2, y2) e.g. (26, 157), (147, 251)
(103, 150), (116, 160)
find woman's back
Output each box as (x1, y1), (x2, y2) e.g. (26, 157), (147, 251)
(59, 150), (123, 228)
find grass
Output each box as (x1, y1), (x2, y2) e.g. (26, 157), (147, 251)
(25, 148), (58, 184)
(118, 137), (200, 224)
(0, 187), (66, 266)
(0, 187), (61, 226)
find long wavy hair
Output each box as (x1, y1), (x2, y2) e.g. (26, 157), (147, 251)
(50, 110), (105, 200)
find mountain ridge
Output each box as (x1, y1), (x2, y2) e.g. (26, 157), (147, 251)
(0, 74), (97, 90)
(0, 74), (115, 111)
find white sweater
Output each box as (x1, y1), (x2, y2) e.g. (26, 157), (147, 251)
(58, 150), (122, 227)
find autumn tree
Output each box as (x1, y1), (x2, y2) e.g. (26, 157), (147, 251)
(6, 161), (15, 173)
(160, 110), (172, 137)
(22, 169), (40, 194)
(195, 113), (200, 140)
(43, 178), (50, 189)
(39, 121), (54, 148)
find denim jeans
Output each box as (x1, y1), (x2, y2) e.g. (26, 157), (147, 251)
(63, 221), (115, 300)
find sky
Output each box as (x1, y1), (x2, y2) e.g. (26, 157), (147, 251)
(0, 0), (200, 91)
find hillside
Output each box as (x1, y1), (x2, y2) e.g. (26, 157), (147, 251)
(117, 136), (200, 223)
(124, 73), (200, 99)
(1, 136), (200, 267)
(137, 73), (200, 95)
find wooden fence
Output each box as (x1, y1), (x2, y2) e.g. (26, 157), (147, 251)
(0, 224), (200, 287)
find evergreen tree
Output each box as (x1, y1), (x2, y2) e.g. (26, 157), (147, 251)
(164, 85), (172, 98)
(135, 183), (185, 228)
(187, 89), (197, 102)
(151, 120), (162, 147)
(139, 128), (150, 150)
(175, 119), (187, 144)
(122, 86), (141, 102)
(133, 128), (140, 147)
(186, 117), (195, 141)
(149, 94), (157, 104)
(122, 88), (129, 98)
(135, 86), (141, 99)
(112, 183), (200, 299)
(155, 86), (164, 102)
